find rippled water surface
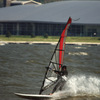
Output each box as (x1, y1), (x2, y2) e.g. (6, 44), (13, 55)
(0, 43), (100, 100)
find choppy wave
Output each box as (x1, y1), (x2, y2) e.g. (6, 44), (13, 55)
(0, 44), (100, 100)
(68, 52), (88, 56)
(75, 47), (87, 49)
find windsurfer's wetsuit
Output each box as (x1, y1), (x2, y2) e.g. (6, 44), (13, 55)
(52, 68), (68, 94)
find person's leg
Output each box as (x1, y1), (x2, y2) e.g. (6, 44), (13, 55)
(51, 78), (62, 94)
(59, 81), (66, 91)
(52, 82), (60, 93)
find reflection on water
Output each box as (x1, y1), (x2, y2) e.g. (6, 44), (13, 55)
(0, 43), (100, 100)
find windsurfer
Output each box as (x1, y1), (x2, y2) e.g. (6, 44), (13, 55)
(50, 65), (68, 94)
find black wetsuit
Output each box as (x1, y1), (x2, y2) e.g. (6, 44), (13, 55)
(52, 70), (68, 93)
(55, 70), (68, 76)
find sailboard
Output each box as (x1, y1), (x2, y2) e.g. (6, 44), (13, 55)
(15, 17), (72, 100)
(39, 17), (72, 94)
(15, 93), (52, 100)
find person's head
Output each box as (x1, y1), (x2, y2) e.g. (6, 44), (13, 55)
(62, 65), (67, 70)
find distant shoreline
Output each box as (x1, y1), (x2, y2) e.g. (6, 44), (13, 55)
(0, 41), (100, 45)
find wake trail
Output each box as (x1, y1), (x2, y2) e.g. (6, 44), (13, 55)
(52, 74), (100, 99)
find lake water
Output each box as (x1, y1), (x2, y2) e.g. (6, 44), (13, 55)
(0, 43), (100, 100)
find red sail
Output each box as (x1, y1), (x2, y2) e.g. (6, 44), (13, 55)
(59, 17), (72, 68)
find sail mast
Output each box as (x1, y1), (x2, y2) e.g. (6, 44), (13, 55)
(39, 17), (72, 94)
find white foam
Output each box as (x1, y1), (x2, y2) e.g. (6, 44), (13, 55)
(75, 47), (87, 49)
(0, 41), (7, 46)
(52, 75), (100, 99)
(68, 52), (88, 56)
(65, 75), (100, 96)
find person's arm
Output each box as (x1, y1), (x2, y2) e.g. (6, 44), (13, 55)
(54, 70), (61, 75)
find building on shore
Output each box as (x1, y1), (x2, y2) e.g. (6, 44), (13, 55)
(0, 1), (100, 36)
